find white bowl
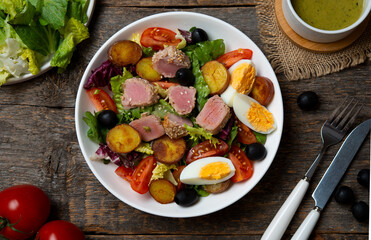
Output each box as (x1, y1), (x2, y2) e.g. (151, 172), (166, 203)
(75, 11), (284, 218)
(282, 0), (371, 43)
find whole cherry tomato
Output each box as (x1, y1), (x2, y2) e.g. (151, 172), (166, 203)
(35, 220), (84, 240)
(0, 185), (50, 240)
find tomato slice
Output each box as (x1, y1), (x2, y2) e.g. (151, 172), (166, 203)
(236, 119), (257, 145)
(216, 48), (253, 69)
(152, 81), (180, 89)
(115, 166), (134, 182)
(228, 145), (253, 183)
(130, 156), (157, 194)
(172, 165), (186, 191)
(140, 27), (181, 51)
(186, 140), (229, 164)
(86, 87), (117, 113)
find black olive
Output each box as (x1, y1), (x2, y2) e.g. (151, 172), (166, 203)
(174, 188), (199, 207)
(175, 68), (195, 86)
(297, 91), (319, 110)
(245, 143), (267, 161)
(191, 28), (208, 44)
(334, 186), (354, 204)
(351, 201), (369, 222)
(357, 169), (369, 188)
(97, 110), (118, 129)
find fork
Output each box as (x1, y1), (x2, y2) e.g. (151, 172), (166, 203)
(261, 98), (362, 240)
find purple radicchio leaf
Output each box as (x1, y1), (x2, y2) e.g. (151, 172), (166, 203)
(218, 116), (234, 141)
(95, 143), (122, 166)
(120, 151), (142, 169)
(178, 29), (192, 44)
(83, 60), (123, 89)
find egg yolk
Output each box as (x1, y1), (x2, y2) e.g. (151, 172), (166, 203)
(246, 102), (274, 132)
(199, 162), (231, 180)
(231, 62), (256, 94)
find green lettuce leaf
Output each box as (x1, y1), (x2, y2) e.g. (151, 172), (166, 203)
(0, 70), (11, 86)
(227, 124), (238, 147)
(253, 131), (267, 144)
(21, 48), (39, 75)
(184, 124), (219, 147)
(9, 1), (36, 25)
(110, 67), (133, 114)
(39, 0), (68, 29)
(183, 39), (225, 110)
(67, 0), (90, 23)
(0, 0), (25, 20)
(50, 17), (89, 70)
(83, 111), (102, 143)
(134, 142), (154, 155)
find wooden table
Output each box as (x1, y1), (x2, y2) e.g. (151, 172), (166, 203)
(0, 1), (369, 239)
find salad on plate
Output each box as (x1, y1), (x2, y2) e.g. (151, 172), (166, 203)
(0, 0), (91, 86)
(82, 26), (276, 206)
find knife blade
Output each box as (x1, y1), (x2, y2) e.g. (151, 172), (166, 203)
(292, 119), (370, 240)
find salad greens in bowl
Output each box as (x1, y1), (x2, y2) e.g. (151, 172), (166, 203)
(75, 12), (284, 217)
(0, 0), (95, 86)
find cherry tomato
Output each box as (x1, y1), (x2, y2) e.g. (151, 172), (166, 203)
(140, 27), (181, 51)
(236, 119), (257, 145)
(152, 81), (179, 89)
(228, 145), (254, 183)
(130, 156), (157, 194)
(35, 220), (84, 240)
(115, 166), (134, 182)
(216, 48), (253, 69)
(186, 140), (229, 165)
(86, 87), (117, 113)
(0, 185), (50, 240)
(172, 165), (186, 191)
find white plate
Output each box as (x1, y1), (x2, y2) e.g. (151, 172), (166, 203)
(75, 12), (284, 218)
(4, 0), (96, 86)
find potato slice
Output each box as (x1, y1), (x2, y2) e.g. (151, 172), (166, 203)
(201, 60), (230, 95)
(106, 124), (141, 153)
(249, 76), (275, 106)
(152, 136), (186, 164)
(203, 180), (231, 194)
(108, 40), (142, 67)
(136, 57), (162, 81)
(149, 179), (176, 204)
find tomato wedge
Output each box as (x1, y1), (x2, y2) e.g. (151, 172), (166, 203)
(140, 27), (181, 51)
(216, 48), (253, 69)
(86, 87), (117, 113)
(186, 140), (229, 164)
(236, 119), (257, 145)
(115, 166), (134, 182)
(228, 145), (253, 183)
(152, 81), (179, 89)
(172, 165), (186, 191)
(130, 156), (157, 194)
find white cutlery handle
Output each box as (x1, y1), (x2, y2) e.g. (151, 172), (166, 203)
(291, 207), (321, 240)
(261, 178), (309, 240)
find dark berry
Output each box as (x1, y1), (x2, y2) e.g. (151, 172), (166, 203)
(297, 91), (319, 110)
(357, 169), (369, 188)
(245, 143), (267, 160)
(351, 201), (369, 222)
(191, 28), (208, 44)
(334, 186), (354, 204)
(97, 110), (118, 129)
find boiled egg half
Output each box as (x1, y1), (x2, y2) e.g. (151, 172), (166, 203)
(221, 59), (256, 107)
(180, 157), (235, 185)
(233, 94), (276, 134)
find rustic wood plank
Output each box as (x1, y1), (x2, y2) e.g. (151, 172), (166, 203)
(100, 0), (257, 7)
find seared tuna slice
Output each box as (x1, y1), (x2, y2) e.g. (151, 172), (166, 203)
(196, 95), (231, 134)
(121, 77), (159, 109)
(129, 115), (165, 142)
(168, 85), (196, 115)
(163, 113), (193, 139)
(152, 46), (191, 78)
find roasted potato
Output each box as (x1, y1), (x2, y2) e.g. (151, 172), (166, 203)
(136, 57), (162, 81)
(249, 76), (275, 106)
(108, 40), (142, 67)
(149, 179), (176, 204)
(203, 180), (231, 194)
(201, 60), (230, 95)
(152, 136), (186, 164)
(106, 124), (141, 153)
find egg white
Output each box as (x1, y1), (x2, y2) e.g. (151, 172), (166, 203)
(220, 59), (253, 107)
(180, 157), (236, 185)
(233, 93), (276, 134)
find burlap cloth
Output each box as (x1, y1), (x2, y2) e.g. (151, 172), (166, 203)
(256, 0), (371, 81)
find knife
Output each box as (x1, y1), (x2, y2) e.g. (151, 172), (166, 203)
(291, 119), (371, 240)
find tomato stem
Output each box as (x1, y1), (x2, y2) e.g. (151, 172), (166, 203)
(0, 216), (29, 235)
(0, 217), (7, 231)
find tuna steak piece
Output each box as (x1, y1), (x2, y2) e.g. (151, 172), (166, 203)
(152, 46), (191, 78)
(163, 113), (193, 139)
(129, 115), (165, 142)
(196, 95), (231, 134)
(121, 77), (159, 109)
(168, 85), (196, 115)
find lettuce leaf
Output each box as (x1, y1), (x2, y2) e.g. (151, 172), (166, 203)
(0, 70), (11, 86)
(134, 142), (154, 155)
(21, 48), (39, 75)
(0, 0), (25, 20)
(82, 111), (109, 144)
(50, 17), (89, 70)
(9, 1), (36, 25)
(184, 124), (219, 147)
(67, 0), (90, 23)
(110, 67), (133, 114)
(183, 39), (225, 110)
(39, 0), (68, 30)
